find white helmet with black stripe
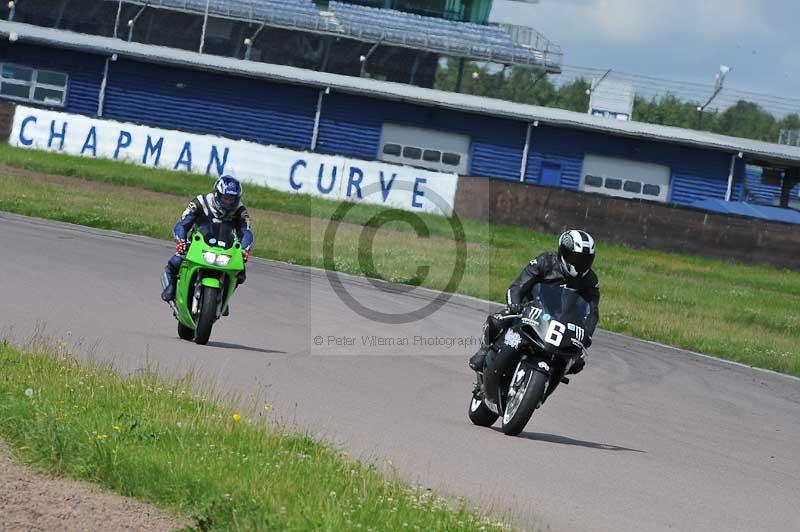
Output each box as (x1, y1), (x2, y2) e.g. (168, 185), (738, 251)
(558, 229), (596, 278)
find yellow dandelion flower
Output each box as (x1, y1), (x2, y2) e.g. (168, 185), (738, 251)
(112, 425), (121, 432)
(232, 413), (242, 422)
(387, 459), (394, 466)
(263, 403), (272, 412)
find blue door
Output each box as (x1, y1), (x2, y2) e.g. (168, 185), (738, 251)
(540, 162), (562, 187)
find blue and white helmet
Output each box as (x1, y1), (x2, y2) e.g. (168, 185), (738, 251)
(558, 229), (595, 278)
(213, 175), (243, 214)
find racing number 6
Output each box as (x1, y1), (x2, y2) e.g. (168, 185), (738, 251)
(544, 320), (566, 346)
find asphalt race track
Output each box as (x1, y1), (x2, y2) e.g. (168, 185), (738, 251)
(2, 212), (799, 532)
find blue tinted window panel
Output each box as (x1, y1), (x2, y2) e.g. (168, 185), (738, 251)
(0, 43), (103, 116)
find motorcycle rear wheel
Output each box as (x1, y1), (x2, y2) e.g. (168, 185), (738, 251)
(194, 286), (218, 345)
(501, 368), (548, 436)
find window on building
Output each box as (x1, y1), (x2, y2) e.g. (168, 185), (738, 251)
(584, 175), (603, 187)
(379, 123), (470, 173)
(382, 143), (402, 156)
(0, 63), (68, 106)
(441, 152), (461, 166)
(643, 184), (661, 196)
(623, 180), (642, 193)
(581, 155), (669, 202)
(2, 64), (32, 83)
(423, 149), (441, 163)
(402, 146), (422, 160)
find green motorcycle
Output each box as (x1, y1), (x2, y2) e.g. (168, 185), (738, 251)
(164, 222), (245, 345)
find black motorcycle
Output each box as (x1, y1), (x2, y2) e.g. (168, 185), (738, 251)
(469, 284), (591, 436)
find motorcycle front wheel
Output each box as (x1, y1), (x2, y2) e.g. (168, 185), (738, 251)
(194, 286), (218, 345)
(501, 365), (548, 436)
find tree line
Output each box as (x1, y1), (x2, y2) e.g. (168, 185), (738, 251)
(434, 61), (800, 144)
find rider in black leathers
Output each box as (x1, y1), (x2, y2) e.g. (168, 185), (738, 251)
(469, 229), (600, 375)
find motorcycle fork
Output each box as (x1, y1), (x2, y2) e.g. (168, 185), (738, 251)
(191, 280), (202, 316)
(214, 275), (229, 319)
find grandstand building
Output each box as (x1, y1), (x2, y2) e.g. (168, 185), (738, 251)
(1, 0), (561, 89)
(1, 1), (799, 221)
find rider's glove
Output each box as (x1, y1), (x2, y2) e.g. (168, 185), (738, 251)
(506, 302), (523, 315)
(175, 239), (188, 255)
(242, 248), (250, 262)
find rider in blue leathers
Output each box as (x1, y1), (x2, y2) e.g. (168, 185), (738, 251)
(161, 175), (254, 302)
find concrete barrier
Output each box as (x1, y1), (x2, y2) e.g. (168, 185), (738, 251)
(454, 175), (800, 269)
(0, 102), (14, 143)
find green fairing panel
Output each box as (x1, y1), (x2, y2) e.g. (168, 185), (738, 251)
(201, 277), (221, 288)
(173, 229), (244, 330)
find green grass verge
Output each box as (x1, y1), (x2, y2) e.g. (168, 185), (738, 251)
(0, 340), (508, 531)
(1, 143), (798, 377)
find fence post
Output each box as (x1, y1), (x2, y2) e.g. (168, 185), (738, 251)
(97, 55), (115, 118)
(519, 122), (534, 182)
(725, 152), (739, 201)
(310, 87), (329, 152)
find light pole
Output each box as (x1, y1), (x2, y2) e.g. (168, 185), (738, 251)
(113, 0), (122, 38)
(469, 70), (479, 95)
(243, 22), (266, 60)
(127, 3), (148, 42)
(359, 40), (381, 78)
(7, 1), (16, 21)
(697, 65), (730, 129)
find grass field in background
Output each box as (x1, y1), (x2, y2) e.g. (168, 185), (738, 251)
(0, 143), (798, 377)
(0, 340), (509, 531)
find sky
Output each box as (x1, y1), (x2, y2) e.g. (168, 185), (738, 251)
(490, 0), (800, 107)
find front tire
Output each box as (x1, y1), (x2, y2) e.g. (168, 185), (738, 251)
(468, 393), (499, 427)
(177, 322), (194, 341)
(194, 286), (218, 345)
(501, 368), (548, 436)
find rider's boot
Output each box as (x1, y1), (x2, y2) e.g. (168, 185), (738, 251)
(160, 263), (179, 302)
(469, 311), (509, 372)
(161, 272), (176, 302)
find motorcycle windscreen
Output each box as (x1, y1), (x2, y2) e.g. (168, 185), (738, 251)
(525, 284), (592, 353)
(196, 222), (238, 249)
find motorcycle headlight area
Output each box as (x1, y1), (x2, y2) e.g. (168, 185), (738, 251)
(202, 252), (231, 266)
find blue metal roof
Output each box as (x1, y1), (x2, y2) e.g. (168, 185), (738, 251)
(690, 199), (800, 224)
